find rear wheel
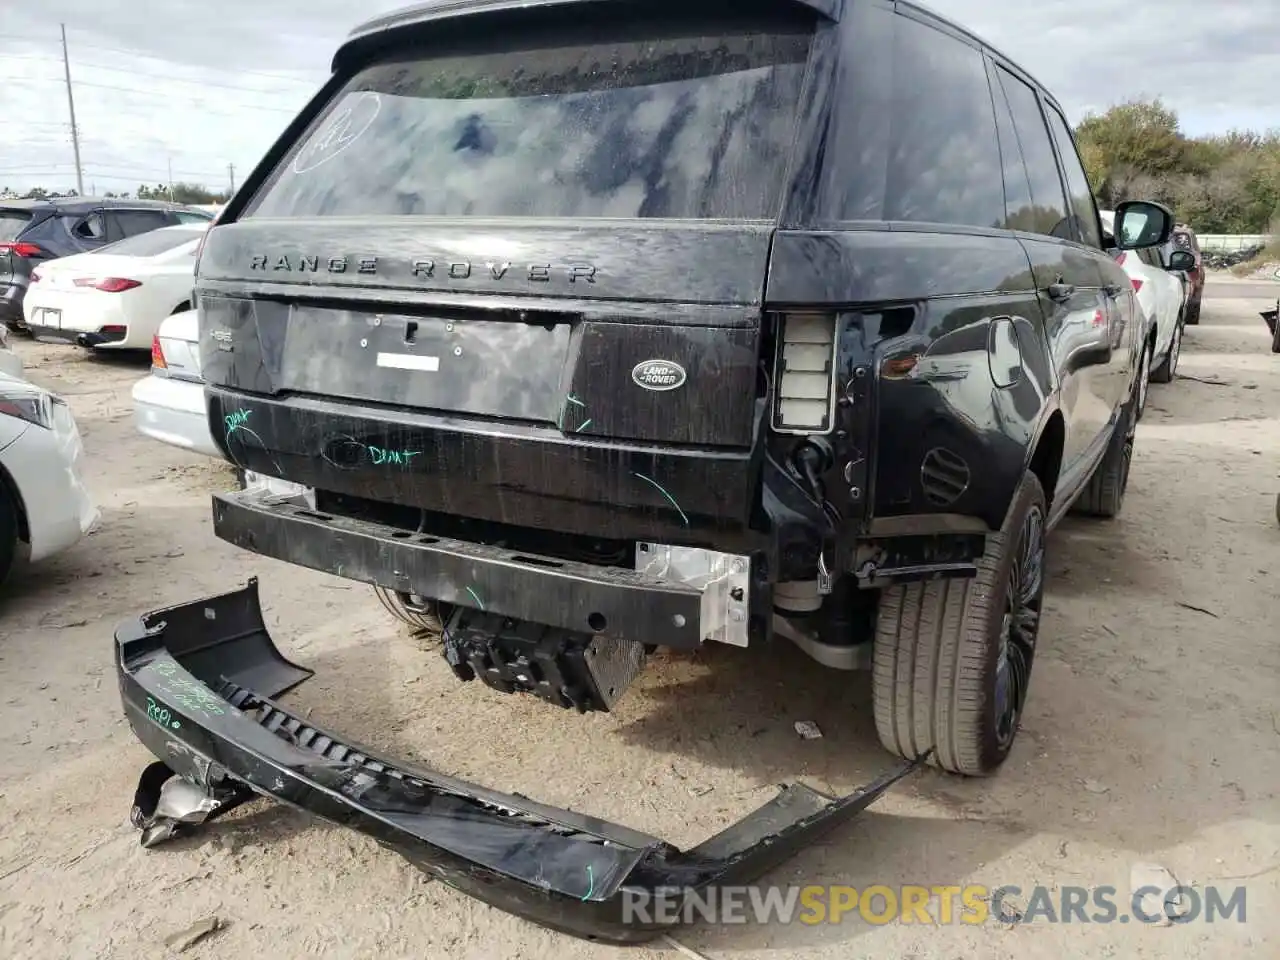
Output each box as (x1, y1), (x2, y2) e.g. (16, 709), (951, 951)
(1151, 316), (1183, 383)
(1072, 392), (1137, 519)
(1134, 340), (1151, 420)
(0, 485), (17, 587)
(1184, 297), (1200, 326)
(872, 472), (1047, 776)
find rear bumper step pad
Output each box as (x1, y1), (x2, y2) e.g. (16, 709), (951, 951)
(117, 578), (925, 944)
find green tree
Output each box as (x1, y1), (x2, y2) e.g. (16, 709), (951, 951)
(1075, 99), (1280, 234)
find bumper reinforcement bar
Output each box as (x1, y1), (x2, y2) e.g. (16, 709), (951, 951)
(212, 490), (713, 649)
(118, 579), (926, 944)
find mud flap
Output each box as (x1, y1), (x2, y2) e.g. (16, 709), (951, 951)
(117, 580), (928, 943)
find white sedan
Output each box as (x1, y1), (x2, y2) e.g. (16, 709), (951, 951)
(131, 309), (220, 458)
(1101, 210), (1191, 414)
(22, 223), (207, 351)
(0, 370), (99, 584)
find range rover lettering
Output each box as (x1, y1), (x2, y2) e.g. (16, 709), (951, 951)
(114, 0), (1175, 943)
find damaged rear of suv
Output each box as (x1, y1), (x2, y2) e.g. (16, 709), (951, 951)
(116, 0), (1175, 942)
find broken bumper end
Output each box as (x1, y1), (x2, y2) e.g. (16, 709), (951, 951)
(117, 579), (925, 944)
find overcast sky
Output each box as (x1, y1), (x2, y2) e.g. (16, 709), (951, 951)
(1, 0), (1275, 196)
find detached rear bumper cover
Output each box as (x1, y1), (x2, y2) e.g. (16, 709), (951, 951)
(117, 579), (923, 943)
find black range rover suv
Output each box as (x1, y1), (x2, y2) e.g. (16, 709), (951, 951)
(116, 0), (1176, 941)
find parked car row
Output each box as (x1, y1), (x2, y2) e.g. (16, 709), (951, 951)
(0, 196), (212, 336)
(1100, 210), (1203, 416)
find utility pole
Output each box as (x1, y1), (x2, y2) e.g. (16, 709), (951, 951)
(60, 24), (84, 196)
(167, 157), (174, 201)
(227, 162), (236, 195)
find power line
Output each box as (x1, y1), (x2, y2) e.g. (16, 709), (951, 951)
(1, 33), (325, 85)
(0, 74), (301, 113)
(0, 160), (232, 179)
(0, 171), (225, 186)
(4, 53), (320, 97)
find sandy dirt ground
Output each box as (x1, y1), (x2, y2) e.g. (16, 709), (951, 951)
(1, 275), (1277, 959)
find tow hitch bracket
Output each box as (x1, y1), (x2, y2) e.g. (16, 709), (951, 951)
(116, 579), (927, 943)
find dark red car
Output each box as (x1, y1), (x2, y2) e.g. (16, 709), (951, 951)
(1170, 223), (1205, 325)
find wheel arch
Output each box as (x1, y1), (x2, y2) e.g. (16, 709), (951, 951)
(1027, 411), (1065, 512)
(0, 459), (30, 544)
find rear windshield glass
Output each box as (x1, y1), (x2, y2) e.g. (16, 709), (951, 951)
(91, 227), (203, 257)
(0, 211), (33, 242)
(246, 19), (812, 221)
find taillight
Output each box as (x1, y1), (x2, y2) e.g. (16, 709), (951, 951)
(0, 241), (46, 258)
(1131, 278), (1144, 293)
(151, 335), (167, 370)
(30, 269), (42, 283)
(73, 277), (142, 292)
(772, 312), (838, 434)
(1115, 252), (1128, 266)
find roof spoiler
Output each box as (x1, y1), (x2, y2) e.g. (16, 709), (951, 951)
(335, 0), (841, 73)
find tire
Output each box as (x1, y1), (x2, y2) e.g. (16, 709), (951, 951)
(1134, 340), (1151, 421)
(0, 485), (16, 587)
(373, 585), (446, 637)
(872, 472), (1048, 776)
(1072, 393), (1137, 519)
(1151, 316), (1182, 384)
(1184, 297), (1200, 326)
(1272, 314), (1280, 355)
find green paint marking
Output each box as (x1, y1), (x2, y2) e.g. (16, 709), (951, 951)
(465, 586), (485, 610)
(368, 446), (422, 467)
(146, 696), (183, 731)
(631, 471), (690, 526)
(223, 409), (252, 434)
(581, 864), (595, 902)
(575, 419), (593, 432)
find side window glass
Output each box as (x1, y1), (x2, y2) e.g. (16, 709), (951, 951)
(880, 16), (1004, 228)
(1044, 104), (1102, 248)
(994, 67), (1070, 240)
(109, 210), (171, 238)
(988, 64), (1034, 231)
(73, 212), (105, 241)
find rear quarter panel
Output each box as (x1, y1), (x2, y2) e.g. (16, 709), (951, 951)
(767, 227), (1052, 534)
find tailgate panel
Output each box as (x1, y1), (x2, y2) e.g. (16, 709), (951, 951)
(197, 219), (775, 309)
(203, 298), (760, 447)
(279, 309), (571, 422)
